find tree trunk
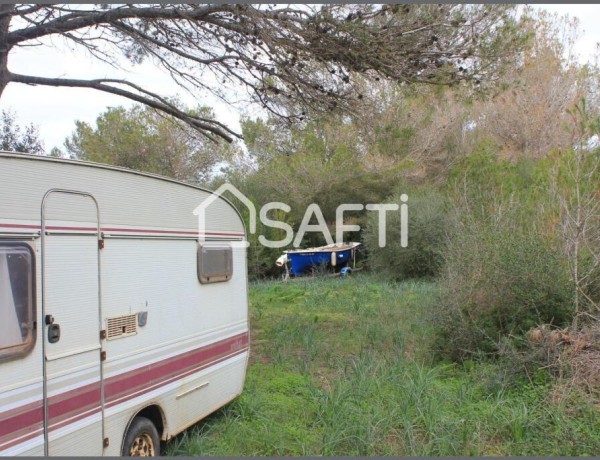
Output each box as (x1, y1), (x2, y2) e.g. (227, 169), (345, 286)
(0, 5), (14, 98)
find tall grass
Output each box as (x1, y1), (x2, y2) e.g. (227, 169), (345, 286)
(165, 276), (600, 456)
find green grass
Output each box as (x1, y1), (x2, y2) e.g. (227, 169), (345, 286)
(165, 275), (600, 456)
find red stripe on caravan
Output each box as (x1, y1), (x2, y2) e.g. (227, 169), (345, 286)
(0, 332), (248, 449)
(0, 398), (42, 422)
(102, 227), (244, 237)
(0, 223), (39, 230)
(48, 385), (101, 425)
(106, 346), (248, 409)
(0, 223), (244, 237)
(0, 423), (43, 451)
(0, 405), (43, 441)
(104, 333), (248, 403)
(0, 223), (97, 231)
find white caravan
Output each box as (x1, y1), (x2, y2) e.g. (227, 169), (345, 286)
(0, 152), (249, 456)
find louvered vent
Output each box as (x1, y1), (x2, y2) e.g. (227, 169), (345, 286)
(106, 314), (137, 340)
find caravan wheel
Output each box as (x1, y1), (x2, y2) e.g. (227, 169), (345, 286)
(123, 416), (160, 457)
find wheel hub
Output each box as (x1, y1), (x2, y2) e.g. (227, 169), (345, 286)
(129, 432), (155, 457)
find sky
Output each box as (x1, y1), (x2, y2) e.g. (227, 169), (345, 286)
(1, 4), (600, 153)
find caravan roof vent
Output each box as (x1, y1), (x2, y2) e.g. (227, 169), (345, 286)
(106, 314), (138, 340)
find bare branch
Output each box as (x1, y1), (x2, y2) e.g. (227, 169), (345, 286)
(7, 5), (231, 46)
(8, 71), (239, 142)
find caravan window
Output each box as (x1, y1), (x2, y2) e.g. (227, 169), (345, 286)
(197, 244), (233, 284)
(0, 243), (36, 361)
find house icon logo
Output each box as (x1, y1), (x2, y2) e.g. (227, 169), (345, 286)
(193, 183), (255, 248)
(193, 183), (407, 250)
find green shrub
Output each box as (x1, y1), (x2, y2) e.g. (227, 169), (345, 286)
(363, 188), (450, 279)
(432, 221), (572, 362)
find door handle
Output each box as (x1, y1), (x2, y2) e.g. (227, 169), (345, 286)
(48, 323), (61, 343)
(46, 315), (61, 343)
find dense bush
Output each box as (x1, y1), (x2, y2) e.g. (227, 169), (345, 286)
(363, 188), (450, 279)
(432, 220), (572, 362)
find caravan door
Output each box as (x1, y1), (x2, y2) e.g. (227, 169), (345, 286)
(41, 190), (104, 456)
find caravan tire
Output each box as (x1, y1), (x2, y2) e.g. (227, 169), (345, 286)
(122, 416), (160, 457)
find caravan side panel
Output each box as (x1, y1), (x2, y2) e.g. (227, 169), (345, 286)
(0, 153), (249, 456)
(99, 238), (249, 455)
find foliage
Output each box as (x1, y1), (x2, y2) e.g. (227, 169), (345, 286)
(433, 219), (572, 362)
(551, 100), (600, 328)
(469, 9), (587, 160)
(437, 150), (575, 362)
(436, 126), (600, 357)
(0, 4), (524, 141)
(364, 188), (450, 280)
(240, 115), (400, 225)
(446, 147), (545, 225)
(64, 104), (227, 184)
(352, 80), (474, 179)
(0, 109), (44, 154)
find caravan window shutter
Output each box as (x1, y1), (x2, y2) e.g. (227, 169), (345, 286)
(197, 244), (233, 284)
